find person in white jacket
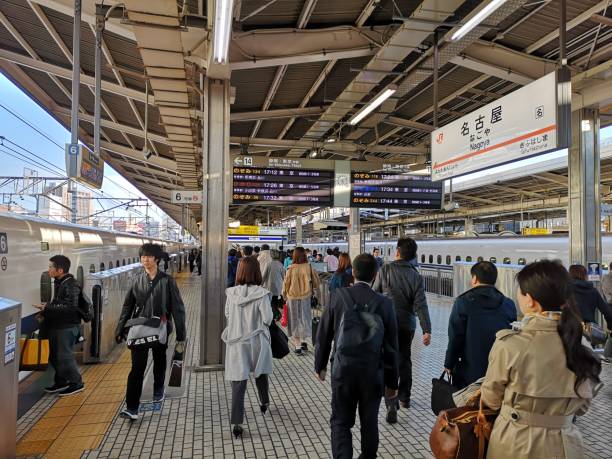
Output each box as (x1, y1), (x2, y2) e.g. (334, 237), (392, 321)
(258, 245), (286, 319)
(221, 256), (273, 439)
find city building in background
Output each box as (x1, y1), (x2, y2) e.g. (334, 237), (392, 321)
(38, 182), (93, 225)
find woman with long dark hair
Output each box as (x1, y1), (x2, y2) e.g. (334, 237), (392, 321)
(568, 264), (612, 333)
(221, 257), (273, 439)
(282, 247), (320, 355)
(481, 260), (602, 458)
(329, 253), (353, 291)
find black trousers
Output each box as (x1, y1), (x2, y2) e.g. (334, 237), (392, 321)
(126, 344), (167, 411)
(230, 375), (269, 425)
(189, 260), (194, 272)
(398, 329), (416, 404)
(48, 326), (82, 386)
(331, 372), (383, 459)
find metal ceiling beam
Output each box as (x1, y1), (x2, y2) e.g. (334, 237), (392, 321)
(536, 172), (568, 186)
(449, 55), (533, 85)
(385, 116), (434, 133)
(99, 140), (177, 172)
(590, 13), (612, 28)
(229, 47), (377, 71)
(453, 192), (499, 206)
(524, 0), (611, 54)
(102, 155), (179, 182)
(0, 48), (154, 104)
(486, 183), (542, 199)
(230, 106), (328, 122)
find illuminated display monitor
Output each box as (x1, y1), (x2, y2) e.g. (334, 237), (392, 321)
(350, 172), (442, 209)
(232, 166), (334, 206)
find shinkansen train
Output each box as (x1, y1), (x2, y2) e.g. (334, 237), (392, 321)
(288, 235), (612, 269)
(0, 213), (183, 335)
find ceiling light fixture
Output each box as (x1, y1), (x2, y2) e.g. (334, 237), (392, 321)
(213, 0), (234, 64)
(349, 86), (397, 126)
(451, 0), (508, 41)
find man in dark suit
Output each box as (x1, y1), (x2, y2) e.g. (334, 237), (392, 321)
(315, 254), (399, 459)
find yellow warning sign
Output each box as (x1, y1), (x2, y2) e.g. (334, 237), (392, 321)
(228, 225), (260, 235)
(521, 228), (551, 236)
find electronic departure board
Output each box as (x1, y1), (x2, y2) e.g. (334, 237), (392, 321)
(351, 172), (442, 209)
(232, 166), (334, 206)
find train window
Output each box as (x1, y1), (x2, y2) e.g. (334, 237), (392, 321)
(89, 264), (96, 273)
(455, 255), (461, 262)
(477, 256), (484, 262)
(76, 266), (84, 289)
(429, 255), (433, 263)
(466, 256), (472, 262)
(109, 261), (113, 269)
(490, 257), (497, 264)
(100, 262), (105, 271)
(503, 257), (511, 265)
(421, 254), (425, 263)
(116, 260), (120, 268)
(40, 271), (52, 303)
(122, 259), (126, 266)
(437, 255), (442, 264)
(518, 258), (527, 265)
(446, 255), (451, 265)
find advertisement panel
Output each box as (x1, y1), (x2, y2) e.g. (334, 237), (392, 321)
(431, 72), (563, 181)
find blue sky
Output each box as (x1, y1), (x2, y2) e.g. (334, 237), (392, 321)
(0, 73), (169, 223)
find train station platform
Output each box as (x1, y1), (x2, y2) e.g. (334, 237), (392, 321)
(15, 273), (612, 459)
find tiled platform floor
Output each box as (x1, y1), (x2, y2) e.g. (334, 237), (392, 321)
(18, 273), (612, 458)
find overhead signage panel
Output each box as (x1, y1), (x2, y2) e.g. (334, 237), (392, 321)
(350, 172), (442, 209)
(431, 71), (566, 181)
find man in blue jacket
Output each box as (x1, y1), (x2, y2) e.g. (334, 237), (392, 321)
(444, 261), (517, 388)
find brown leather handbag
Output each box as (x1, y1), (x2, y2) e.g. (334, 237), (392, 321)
(429, 396), (497, 459)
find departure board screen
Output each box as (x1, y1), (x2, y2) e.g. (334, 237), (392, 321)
(351, 172), (443, 209)
(232, 166), (334, 206)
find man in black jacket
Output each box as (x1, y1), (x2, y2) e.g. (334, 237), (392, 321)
(373, 237), (431, 423)
(115, 243), (187, 420)
(36, 255), (84, 396)
(444, 261), (516, 388)
(315, 254), (399, 459)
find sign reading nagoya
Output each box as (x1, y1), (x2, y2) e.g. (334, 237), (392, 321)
(431, 71), (561, 181)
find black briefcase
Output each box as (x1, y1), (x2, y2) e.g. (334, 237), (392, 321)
(431, 371), (458, 415)
(269, 320), (289, 359)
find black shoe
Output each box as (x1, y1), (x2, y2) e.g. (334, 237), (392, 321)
(400, 400), (410, 409)
(232, 425), (243, 439)
(44, 383), (69, 394)
(294, 348), (304, 356)
(260, 403), (269, 415)
(301, 342), (308, 351)
(386, 405), (398, 424)
(153, 389), (165, 402)
(58, 383), (85, 397)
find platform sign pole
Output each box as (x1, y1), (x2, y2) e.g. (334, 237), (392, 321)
(68, 0), (81, 223)
(348, 208), (362, 262)
(199, 77), (230, 369)
(568, 108), (601, 268)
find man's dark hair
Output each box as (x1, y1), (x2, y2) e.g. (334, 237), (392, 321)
(254, 246), (260, 253)
(327, 248), (333, 255)
(229, 248), (237, 257)
(261, 244), (270, 250)
(50, 254), (71, 273)
(352, 253), (378, 282)
(470, 261), (498, 285)
(139, 243), (163, 261)
(397, 237), (418, 261)
(243, 245), (254, 256)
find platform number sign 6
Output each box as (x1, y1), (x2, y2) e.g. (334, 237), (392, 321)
(0, 233), (7, 254)
(175, 192), (182, 202)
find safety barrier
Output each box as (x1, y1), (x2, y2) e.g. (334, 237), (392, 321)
(420, 265), (454, 297)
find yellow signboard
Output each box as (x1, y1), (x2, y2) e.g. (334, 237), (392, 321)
(228, 225), (260, 235)
(521, 228), (551, 236)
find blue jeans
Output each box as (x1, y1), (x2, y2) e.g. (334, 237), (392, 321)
(47, 326), (82, 385)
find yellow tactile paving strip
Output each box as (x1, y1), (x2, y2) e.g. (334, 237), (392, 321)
(16, 272), (190, 458)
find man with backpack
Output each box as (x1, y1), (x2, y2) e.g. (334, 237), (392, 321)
(35, 255), (86, 396)
(373, 237), (431, 423)
(315, 254), (399, 459)
(115, 243), (186, 420)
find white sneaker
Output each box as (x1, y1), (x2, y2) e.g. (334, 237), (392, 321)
(120, 408), (139, 420)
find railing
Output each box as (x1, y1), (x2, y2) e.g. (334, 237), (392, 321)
(420, 265), (454, 297)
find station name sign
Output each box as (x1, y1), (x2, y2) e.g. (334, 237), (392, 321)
(430, 71), (570, 181)
(232, 156), (441, 210)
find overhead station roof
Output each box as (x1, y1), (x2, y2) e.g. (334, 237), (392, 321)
(0, 0), (611, 229)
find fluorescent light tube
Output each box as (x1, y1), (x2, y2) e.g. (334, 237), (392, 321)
(214, 0), (234, 64)
(451, 0), (508, 41)
(349, 87), (397, 125)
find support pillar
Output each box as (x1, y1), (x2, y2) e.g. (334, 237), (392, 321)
(199, 78), (231, 368)
(295, 212), (302, 245)
(348, 208), (362, 262)
(568, 108), (601, 267)
(464, 217), (474, 236)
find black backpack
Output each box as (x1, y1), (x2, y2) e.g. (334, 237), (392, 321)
(78, 290), (93, 323)
(332, 288), (385, 377)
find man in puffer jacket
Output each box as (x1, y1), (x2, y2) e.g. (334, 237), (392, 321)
(37, 255), (84, 396)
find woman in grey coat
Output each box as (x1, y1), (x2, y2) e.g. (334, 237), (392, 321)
(221, 256), (273, 439)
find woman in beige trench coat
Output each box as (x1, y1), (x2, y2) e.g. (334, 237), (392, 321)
(481, 260), (602, 459)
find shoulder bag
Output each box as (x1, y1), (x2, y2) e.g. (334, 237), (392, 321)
(583, 321), (607, 347)
(125, 276), (167, 349)
(269, 320), (289, 359)
(431, 371), (459, 415)
(429, 394), (497, 459)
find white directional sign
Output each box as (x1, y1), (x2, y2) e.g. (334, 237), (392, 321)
(431, 71), (564, 181)
(171, 190), (202, 204)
